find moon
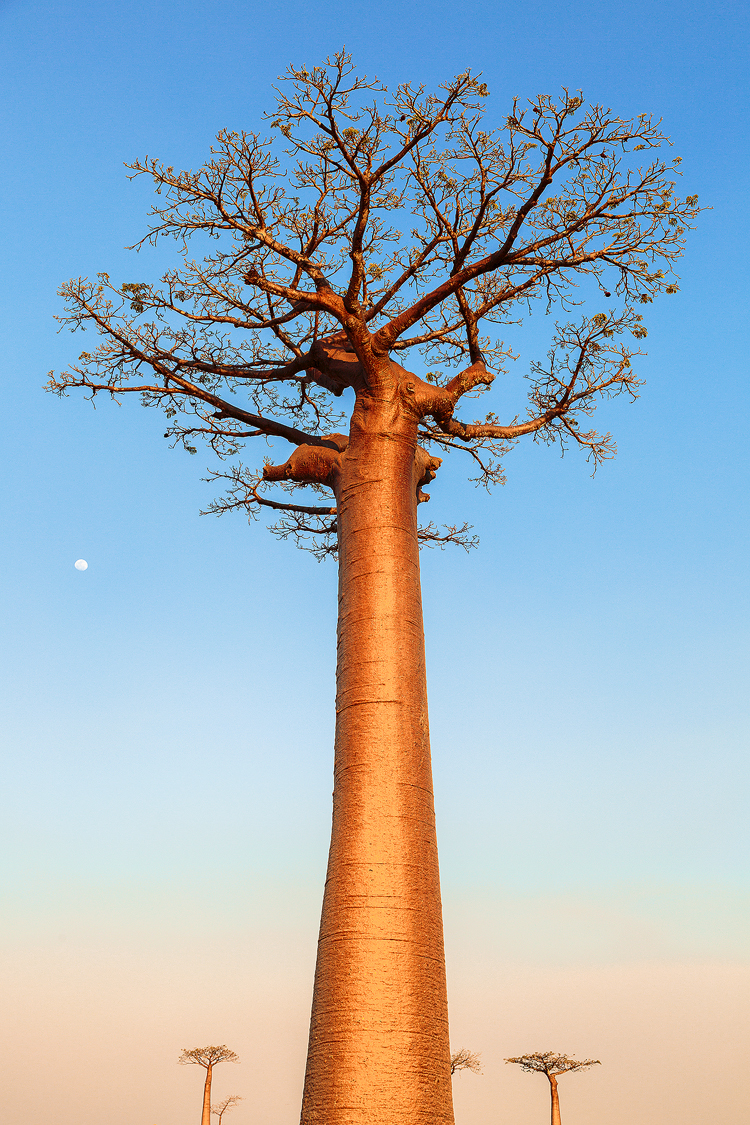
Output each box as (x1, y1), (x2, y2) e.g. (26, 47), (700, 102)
(74, 559), (88, 571)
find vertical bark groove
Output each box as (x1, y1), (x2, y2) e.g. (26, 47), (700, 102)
(300, 394), (454, 1125)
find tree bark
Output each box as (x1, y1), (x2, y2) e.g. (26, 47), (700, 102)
(201, 1064), (212, 1125)
(549, 1074), (561, 1125)
(300, 381), (454, 1125)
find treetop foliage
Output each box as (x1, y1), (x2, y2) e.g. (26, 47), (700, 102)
(211, 1094), (244, 1121)
(506, 1051), (601, 1076)
(450, 1047), (483, 1075)
(50, 50), (699, 554)
(178, 1046), (240, 1068)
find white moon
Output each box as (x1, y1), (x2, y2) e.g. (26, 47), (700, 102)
(74, 559), (88, 571)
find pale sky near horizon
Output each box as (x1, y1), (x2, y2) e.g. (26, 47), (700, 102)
(1, 1), (748, 1123)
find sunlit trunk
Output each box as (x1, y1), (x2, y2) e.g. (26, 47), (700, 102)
(201, 1064), (212, 1125)
(300, 388), (454, 1125)
(549, 1074), (561, 1125)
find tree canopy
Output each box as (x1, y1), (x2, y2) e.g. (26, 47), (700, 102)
(178, 1046), (240, 1069)
(506, 1052), (601, 1076)
(211, 1094), (243, 1125)
(450, 1048), (483, 1076)
(50, 50), (699, 556)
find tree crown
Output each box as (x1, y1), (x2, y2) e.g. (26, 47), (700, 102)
(178, 1046), (240, 1069)
(50, 51), (699, 555)
(450, 1047), (482, 1075)
(506, 1051), (601, 1076)
(211, 1095), (244, 1117)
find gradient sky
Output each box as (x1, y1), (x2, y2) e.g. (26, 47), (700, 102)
(1, 1), (748, 1123)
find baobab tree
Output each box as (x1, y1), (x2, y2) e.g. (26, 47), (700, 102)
(506, 1052), (601, 1125)
(450, 1048), (482, 1076)
(211, 1094), (244, 1125)
(51, 52), (697, 1125)
(178, 1045), (239, 1125)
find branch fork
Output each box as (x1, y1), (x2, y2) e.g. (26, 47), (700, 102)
(409, 359), (495, 433)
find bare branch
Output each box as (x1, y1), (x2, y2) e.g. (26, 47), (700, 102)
(418, 523), (479, 552)
(450, 1048), (483, 1075)
(211, 1094), (244, 1124)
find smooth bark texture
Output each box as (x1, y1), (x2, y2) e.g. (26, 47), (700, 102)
(52, 57), (685, 1125)
(549, 1074), (561, 1125)
(202, 1065), (212, 1125)
(300, 384), (453, 1125)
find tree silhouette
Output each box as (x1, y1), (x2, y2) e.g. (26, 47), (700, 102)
(450, 1048), (482, 1076)
(52, 51), (697, 1125)
(506, 1051), (601, 1125)
(211, 1094), (243, 1125)
(178, 1046), (239, 1125)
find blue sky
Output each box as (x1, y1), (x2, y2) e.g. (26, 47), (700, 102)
(1, 1), (748, 1123)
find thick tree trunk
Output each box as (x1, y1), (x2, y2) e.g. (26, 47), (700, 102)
(201, 1064), (212, 1125)
(300, 388), (454, 1125)
(549, 1074), (561, 1125)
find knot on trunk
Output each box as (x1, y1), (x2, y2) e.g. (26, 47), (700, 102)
(308, 335), (363, 393)
(415, 446), (442, 504)
(263, 434), (348, 489)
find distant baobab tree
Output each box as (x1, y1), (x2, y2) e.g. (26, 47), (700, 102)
(178, 1045), (239, 1125)
(211, 1094), (244, 1125)
(506, 1051), (601, 1125)
(53, 49), (697, 1125)
(450, 1048), (482, 1076)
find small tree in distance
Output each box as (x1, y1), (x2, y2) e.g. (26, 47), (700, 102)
(178, 1045), (240, 1125)
(506, 1052), (600, 1125)
(211, 1094), (244, 1125)
(450, 1048), (482, 1077)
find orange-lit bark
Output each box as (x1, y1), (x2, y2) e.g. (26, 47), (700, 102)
(299, 375), (453, 1125)
(201, 1064), (212, 1125)
(549, 1074), (561, 1125)
(51, 59), (687, 1125)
